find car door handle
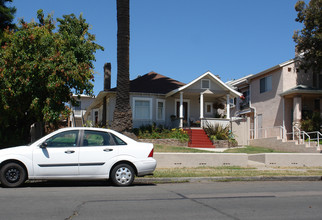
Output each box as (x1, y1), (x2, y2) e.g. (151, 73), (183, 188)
(103, 148), (113, 152)
(65, 150), (75, 154)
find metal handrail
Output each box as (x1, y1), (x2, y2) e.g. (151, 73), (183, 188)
(255, 126), (285, 139)
(292, 126), (311, 147)
(306, 131), (322, 150)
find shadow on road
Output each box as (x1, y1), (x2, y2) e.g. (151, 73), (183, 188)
(0, 180), (156, 188)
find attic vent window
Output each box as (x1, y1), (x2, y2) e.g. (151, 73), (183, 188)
(201, 79), (210, 89)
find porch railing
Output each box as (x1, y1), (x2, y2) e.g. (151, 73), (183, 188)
(250, 126), (286, 140)
(201, 118), (230, 128)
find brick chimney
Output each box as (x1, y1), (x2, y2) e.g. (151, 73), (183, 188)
(104, 63), (111, 91)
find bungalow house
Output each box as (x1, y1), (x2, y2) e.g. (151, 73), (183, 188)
(227, 57), (322, 141)
(84, 69), (242, 129)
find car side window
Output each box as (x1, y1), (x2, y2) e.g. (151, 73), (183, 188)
(45, 131), (79, 147)
(110, 133), (127, 145)
(83, 131), (114, 146)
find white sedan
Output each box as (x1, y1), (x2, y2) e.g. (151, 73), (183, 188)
(0, 127), (156, 187)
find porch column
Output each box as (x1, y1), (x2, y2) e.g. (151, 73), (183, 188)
(179, 92), (184, 128)
(200, 92), (204, 119)
(293, 95), (302, 128)
(226, 94), (230, 119)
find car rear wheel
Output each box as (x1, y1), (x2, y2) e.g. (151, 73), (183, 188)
(0, 163), (27, 188)
(111, 164), (135, 186)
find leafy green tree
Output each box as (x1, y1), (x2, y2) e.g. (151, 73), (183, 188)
(111, 0), (133, 132)
(0, 0), (16, 40)
(293, 0), (322, 73)
(0, 10), (103, 146)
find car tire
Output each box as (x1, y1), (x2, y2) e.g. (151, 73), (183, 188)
(110, 164), (135, 186)
(0, 162), (27, 188)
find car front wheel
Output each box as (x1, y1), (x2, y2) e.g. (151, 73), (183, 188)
(111, 164), (135, 186)
(0, 162), (27, 188)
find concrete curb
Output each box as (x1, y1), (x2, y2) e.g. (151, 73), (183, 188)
(136, 176), (322, 184)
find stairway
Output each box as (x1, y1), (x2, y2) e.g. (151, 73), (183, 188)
(185, 128), (214, 148)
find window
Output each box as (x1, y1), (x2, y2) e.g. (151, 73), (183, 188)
(83, 130), (112, 146)
(73, 101), (81, 111)
(205, 102), (213, 114)
(110, 133), (127, 145)
(260, 75), (272, 93)
(45, 130), (79, 147)
(133, 98), (152, 120)
(201, 79), (210, 89)
(83, 131), (127, 146)
(156, 99), (165, 120)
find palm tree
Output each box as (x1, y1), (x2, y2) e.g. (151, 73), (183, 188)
(111, 0), (133, 132)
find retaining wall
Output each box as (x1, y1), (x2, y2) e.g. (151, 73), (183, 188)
(248, 153), (322, 167)
(154, 153), (248, 168)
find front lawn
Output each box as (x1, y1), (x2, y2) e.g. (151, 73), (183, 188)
(154, 145), (290, 154)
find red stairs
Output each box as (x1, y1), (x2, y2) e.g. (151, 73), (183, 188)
(185, 128), (214, 148)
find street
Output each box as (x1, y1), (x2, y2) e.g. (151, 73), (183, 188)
(0, 181), (322, 220)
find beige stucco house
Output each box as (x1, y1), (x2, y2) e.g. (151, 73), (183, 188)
(228, 58), (322, 140)
(84, 71), (241, 129)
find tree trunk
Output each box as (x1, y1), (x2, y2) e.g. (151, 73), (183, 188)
(112, 0), (133, 132)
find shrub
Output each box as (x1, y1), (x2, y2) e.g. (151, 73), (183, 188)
(132, 124), (189, 142)
(301, 112), (322, 132)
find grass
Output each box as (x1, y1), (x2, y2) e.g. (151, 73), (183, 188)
(223, 145), (289, 154)
(154, 144), (215, 153)
(154, 144), (288, 154)
(151, 166), (322, 178)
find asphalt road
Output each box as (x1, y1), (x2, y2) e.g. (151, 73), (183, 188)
(1, 181), (322, 220)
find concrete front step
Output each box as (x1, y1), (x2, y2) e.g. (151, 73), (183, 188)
(249, 137), (320, 153)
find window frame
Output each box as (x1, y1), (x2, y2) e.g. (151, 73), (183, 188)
(156, 99), (166, 121)
(259, 75), (272, 93)
(201, 79), (211, 89)
(132, 97), (153, 120)
(44, 130), (79, 148)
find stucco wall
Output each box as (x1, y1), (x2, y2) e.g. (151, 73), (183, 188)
(251, 68), (284, 131)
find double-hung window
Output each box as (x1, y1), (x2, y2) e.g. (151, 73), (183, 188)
(260, 75), (272, 93)
(156, 99), (165, 121)
(133, 98), (152, 120)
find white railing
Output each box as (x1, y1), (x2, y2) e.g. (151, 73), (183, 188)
(306, 131), (322, 150)
(73, 110), (87, 117)
(250, 126), (286, 140)
(291, 126), (310, 147)
(201, 118), (230, 128)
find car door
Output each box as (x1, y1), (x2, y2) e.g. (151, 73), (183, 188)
(32, 130), (80, 177)
(78, 130), (120, 176)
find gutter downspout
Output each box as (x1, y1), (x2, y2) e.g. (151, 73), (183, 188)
(249, 83), (257, 140)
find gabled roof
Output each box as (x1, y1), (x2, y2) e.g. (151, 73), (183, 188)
(109, 71), (185, 94)
(166, 71), (242, 98)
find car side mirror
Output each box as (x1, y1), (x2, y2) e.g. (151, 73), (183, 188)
(40, 142), (48, 148)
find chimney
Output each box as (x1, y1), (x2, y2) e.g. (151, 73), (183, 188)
(104, 63), (111, 91)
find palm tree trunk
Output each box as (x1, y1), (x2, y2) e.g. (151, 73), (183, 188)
(111, 0), (133, 132)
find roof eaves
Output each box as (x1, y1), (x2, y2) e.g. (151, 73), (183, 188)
(249, 59), (295, 80)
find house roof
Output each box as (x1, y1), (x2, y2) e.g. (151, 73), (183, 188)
(109, 71), (185, 94)
(227, 58), (296, 86)
(280, 85), (322, 97)
(166, 71), (242, 98)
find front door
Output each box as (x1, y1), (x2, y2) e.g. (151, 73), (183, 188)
(33, 130), (80, 176)
(176, 101), (188, 122)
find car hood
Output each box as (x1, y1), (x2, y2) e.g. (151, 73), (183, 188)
(0, 145), (30, 156)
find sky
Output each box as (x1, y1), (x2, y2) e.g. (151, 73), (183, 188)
(12, 0), (306, 95)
